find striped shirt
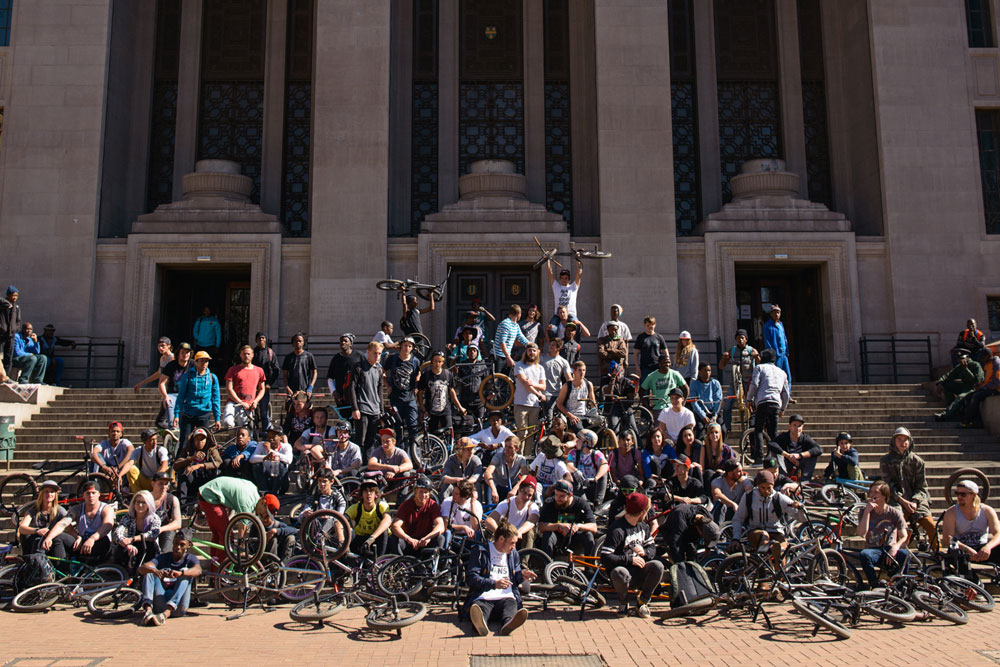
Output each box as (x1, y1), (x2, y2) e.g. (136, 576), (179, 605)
(493, 318), (530, 358)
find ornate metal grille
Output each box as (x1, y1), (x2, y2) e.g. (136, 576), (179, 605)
(714, 0), (777, 81)
(0, 0), (12, 47)
(672, 82), (699, 235)
(967, 0), (995, 48)
(717, 82), (780, 202)
(459, 82), (525, 176)
(412, 83), (439, 233)
(544, 82), (572, 228)
(975, 109), (1000, 234)
(146, 0), (182, 212)
(281, 0), (313, 237)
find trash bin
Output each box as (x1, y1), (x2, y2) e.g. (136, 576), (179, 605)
(0, 415), (14, 464)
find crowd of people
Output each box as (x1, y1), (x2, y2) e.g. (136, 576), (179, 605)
(4, 261), (999, 636)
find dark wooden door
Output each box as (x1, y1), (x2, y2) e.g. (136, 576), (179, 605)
(448, 267), (539, 343)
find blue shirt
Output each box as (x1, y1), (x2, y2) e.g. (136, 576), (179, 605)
(763, 319), (788, 357)
(13, 333), (41, 357)
(688, 378), (723, 420)
(222, 441), (257, 462)
(493, 318), (529, 358)
(175, 367), (221, 420)
(193, 315), (222, 348)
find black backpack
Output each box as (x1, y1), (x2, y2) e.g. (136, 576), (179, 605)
(669, 561), (716, 608)
(14, 552), (55, 591)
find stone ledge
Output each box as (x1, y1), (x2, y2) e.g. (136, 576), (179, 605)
(981, 396), (1000, 436)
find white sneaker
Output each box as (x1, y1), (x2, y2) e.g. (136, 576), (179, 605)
(142, 608), (154, 626)
(636, 604), (651, 619)
(152, 612), (166, 626)
(469, 604), (488, 636)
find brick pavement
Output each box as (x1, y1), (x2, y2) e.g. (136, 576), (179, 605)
(3, 597), (1000, 667)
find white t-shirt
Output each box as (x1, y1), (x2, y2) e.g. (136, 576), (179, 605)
(531, 454), (569, 487)
(478, 542), (515, 601)
(542, 354), (571, 399)
(491, 497), (540, 529)
(551, 280), (580, 318)
(470, 425), (516, 448)
(440, 497), (483, 529)
(373, 330), (393, 347)
(657, 406), (696, 442)
(130, 445), (169, 478)
(513, 362), (546, 407)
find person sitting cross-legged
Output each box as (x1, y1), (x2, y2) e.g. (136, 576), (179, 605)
(536, 480), (598, 557)
(389, 474), (445, 557)
(463, 519), (537, 636)
(856, 481), (910, 588)
(345, 478), (393, 556)
(45, 481), (116, 564)
(138, 531), (203, 626)
(600, 492), (664, 618)
(112, 491), (162, 570)
(250, 425), (293, 494)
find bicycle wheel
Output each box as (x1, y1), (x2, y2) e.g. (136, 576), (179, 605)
(87, 586), (142, 619)
(554, 574), (606, 609)
(93, 564), (130, 583)
(737, 429), (755, 467)
(910, 588), (969, 624)
(298, 509), (352, 561)
(0, 473), (37, 514)
(366, 600), (428, 630)
(938, 575), (995, 612)
(280, 555), (327, 603)
(409, 333), (431, 360)
(660, 596), (716, 619)
(12, 583), (64, 612)
(376, 279), (406, 292)
(161, 430), (180, 461)
(414, 285), (442, 302)
(338, 477), (361, 502)
(214, 554), (283, 607)
(790, 597), (852, 639)
(820, 484), (861, 508)
(795, 520), (839, 547)
(517, 548), (552, 579)
(224, 512), (267, 567)
(715, 553), (760, 598)
(75, 472), (116, 504)
(577, 250), (611, 259)
(807, 549), (860, 591)
(290, 592), (346, 622)
(412, 433), (448, 471)
(542, 560), (573, 586)
(0, 563), (19, 606)
(945, 468), (991, 505)
(855, 589), (916, 623)
(632, 406), (655, 438)
(376, 555), (425, 597)
(479, 374), (515, 411)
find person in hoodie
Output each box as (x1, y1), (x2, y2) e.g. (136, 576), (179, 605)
(731, 470), (803, 563)
(173, 351), (221, 449)
(879, 426), (937, 550)
(599, 492), (661, 618)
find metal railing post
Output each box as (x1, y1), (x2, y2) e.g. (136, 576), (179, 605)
(85, 342), (94, 388)
(925, 336), (932, 380)
(859, 337), (867, 384)
(890, 336), (898, 383)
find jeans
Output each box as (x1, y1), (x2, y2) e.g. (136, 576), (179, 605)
(354, 412), (381, 455)
(257, 387), (273, 430)
(472, 596), (519, 630)
(163, 394), (177, 429)
(179, 412), (213, 456)
(537, 529), (596, 558)
(13, 353), (48, 384)
(610, 561), (665, 603)
(858, 548), (909, 588)
(391, 397), (419, 444)
(45, 356), (65, 385)
(576, 475), (608, 507)
(141, 572), (193, 613)
(252, 461), (288, 494)
(20, 532), (75, 559)
(965, 387), (999, 424)
(513, 405), (540, 456)
(388, 533), (445, 557)
(750, 402), (780, 462)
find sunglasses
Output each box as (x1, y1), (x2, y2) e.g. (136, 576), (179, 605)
(956, 491), (972, 496)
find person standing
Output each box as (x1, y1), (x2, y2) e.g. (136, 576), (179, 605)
(597, 304), (632, 342)
(327, 333), (364, 409)
(192, 306), (222, 361)
(400, 288), (435, 341)
(672, 331), (699, 384)
(633, 316), (668, 386)
(173, 351), (221, 449)
(222, 345), (266, 429)
(541, 339), (571, 421)
(745, 349), (789, 464)
(385, 336), (421, 445)
(513, 343), (546, 455)
(763, 304), (792, 396)
(546, 257), (583, 323)
(492, 305), (530, 374)
(159, 343), (192, 431)
(719, 329), (759, 432)
(252, 333), (281, 430)
(134, 337), (173, 394)
(0, 285), (22, 369)
(282, 332), (317, 400)
(349, 341), (385, 454)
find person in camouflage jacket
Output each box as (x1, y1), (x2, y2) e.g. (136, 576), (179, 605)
(879, 426), (938, 550)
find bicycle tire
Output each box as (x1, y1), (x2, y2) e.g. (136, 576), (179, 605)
(554, 574), (606, 609)
(794, 520), (839, 547)
(856, 589), (916, 623)
(807, 549), (859, 590)
(214, 554), (283, 607)
(414, 286), (442, 302)
(598, 428), (618, 454)
(542, 560), (572, 586)
(75, 472), (116, 504)
(93, 564), (129, 582)
(479, 373), (515, 412)
(12, 583), (64, 612)
(0, 563), (20, 605)
(910, 588), (969, 624)
(290, 592), (346, 622)
(820, 484), (861, 507)
(376, 279), (406, 292)
(279, 555), (327, 603)
(517, 548), (552, 579)
(338, 477), (361, 502)
(715, 553), (759, 599)
(224, 512), (267, 567)
(409, 333), (431, 360)
(161, 431), (180, 461)
(737, 429), (755, 468)
(376, 555), (424, 597)
(945, 468), (991, 505)
(633, 406), (655, 438)
(366, 600), (428, 630)
(938, 575), (995, 612)
(412, 433), (448, 471)
(0, 473), (37, 514)
(298, 509), (352, 561)
(577, 250), (611, 259)
(660, 596), (716, 619)
(87, 586), (142, 619)
(791, 597), (852, 639)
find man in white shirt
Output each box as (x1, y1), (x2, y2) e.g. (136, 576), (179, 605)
(470, 411), (516, 454)
(513, 343), (546, 455)
(656, 387), (696, 444)
(440, 480), (483, 542)
(373, 320), (398, 352)
(484, 476), (540, 549)
(546, 259), (582, 320)
(250, 425), (293, 494)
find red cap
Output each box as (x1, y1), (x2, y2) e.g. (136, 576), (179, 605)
(378, 428), (395, 438)
(108, 421), (123, 430)
(625, 492), (650, 516)
(262, 494), (280, 513)
(521, 475), (537, 490)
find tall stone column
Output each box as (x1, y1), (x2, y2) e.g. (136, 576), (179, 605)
(308, 0), (390, 335)
(594, 0), (679, 332)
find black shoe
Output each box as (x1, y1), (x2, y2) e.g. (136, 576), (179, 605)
(499, 608), (528, 635)
(933, 412), (946, 422)
(617, 602), (628, 616)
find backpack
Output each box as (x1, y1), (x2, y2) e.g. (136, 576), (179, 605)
(669, 561), (716, 609)
(15, 552), (55, 591)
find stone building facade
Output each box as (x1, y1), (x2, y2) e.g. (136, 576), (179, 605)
(0, 0), (997, 384)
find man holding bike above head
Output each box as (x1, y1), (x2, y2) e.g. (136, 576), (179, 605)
(879, 426), (938, 551)
(941, 479), (1000, 574)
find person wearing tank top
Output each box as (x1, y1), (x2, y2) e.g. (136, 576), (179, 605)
(556, 362), (596, 434)
(152, 473), (183, 552)
(942, 480), (1000, 568)
(46, 484), (115, 562)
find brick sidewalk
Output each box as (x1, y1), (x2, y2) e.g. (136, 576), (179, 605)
(3, 597), (1000, 667)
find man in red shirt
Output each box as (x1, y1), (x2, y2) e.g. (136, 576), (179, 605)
(222, 345), (267, 429)
(389, 475), (445, 556)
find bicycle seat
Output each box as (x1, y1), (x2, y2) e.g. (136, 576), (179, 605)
(32, 461), (49, 470)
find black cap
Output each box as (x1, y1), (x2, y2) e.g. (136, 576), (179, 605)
(151, 471), (172, 482)
(267, 424), (284, 436)
(762, 456), (779, 469)
(836, 432), (852, 443)
(619, 475), (640, 492)
(735, 329), (748, 338)
(787, 414), (805, 424)
(178, 342), (192, 351)
(139, 428), (158, 442)
(414, 475), (433, 490)
(668, 387), (685, 397)
(559, 268), (571, 276)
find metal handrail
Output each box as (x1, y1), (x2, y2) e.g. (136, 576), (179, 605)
(859, 335), (933, 384)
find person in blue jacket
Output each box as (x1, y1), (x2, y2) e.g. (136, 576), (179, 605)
(192, 306), (222, 359)
(174, 351), (221, 449)
(763, 304), (791, 391)
(462, 519), (537, 636)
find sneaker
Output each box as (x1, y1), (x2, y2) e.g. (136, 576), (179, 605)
(469, 603), (488, 636)
(635, 604), (651, 619)
(500, 608), (528, 635)
(788, 397), (797, 404)
(142, 608), (154, 626)
(617, 602), (628, 616)
(152, 612), (165, 626)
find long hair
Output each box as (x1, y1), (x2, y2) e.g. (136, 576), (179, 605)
(130, 490), (156, 531)
(705, 423), (724, 461)
(35, 486), (59, 516)
(674, 339), (697, 366)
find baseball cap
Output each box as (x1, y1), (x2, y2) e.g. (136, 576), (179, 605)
(359, 478), (380, 490)
(559, 268), (571, 276)
(520, 475), (538, 490)
(668, 387), (685, 398)
(108, 421), (123, 430)
(619, 475), (640, 493)
(177, 342), (193, 351)
(262, 494), (280, 513)
(754, 470), (775, 486)
(151, 471), (172, 482)
(401, 336), (416, 346)
(735, 329), (748, 338)
(679, 330), (691, 339)
(957, 480), (980, 495)
(762, 456), (779, 470)
(770, 304), (781, 312)
(192, 428), (209, 439)
(787, 414), (805, 424)
(378, 428), (396, 439)
(266, 424), (283, 436)
(194, 350), (212, 360)
(673, 454), (691, 468)
(39, 480), (61, 490)
(552, 480), (574, 495)
(458, 438), (476, 450)
(139, 428), (158, 442)
(625, 492), (650, 516)
(699, 519), (722, 545)
(158, 336), (171, 345)
(414, 475), (433, 490)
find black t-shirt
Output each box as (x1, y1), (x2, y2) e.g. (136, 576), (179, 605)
(151, 551), (200, 573)
(560, 339), (580, 366)
(282, 350), (317, 392)
(634, 332), (668, 370)
(401, 309), (422, 336)
(418, 368), (454, 416)
(328, 351), (364, 395)
(161, 360), (192, 394)
(457, 361), (490, 406)
(539, 496), (595, 525)
(773, 432), (821, 458)
(387, 354), (420, 402)
(667, 475), (707, 504)
(252, 346), (280, 384)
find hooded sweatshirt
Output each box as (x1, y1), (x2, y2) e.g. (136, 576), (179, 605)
(878, 428), (929, 506)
